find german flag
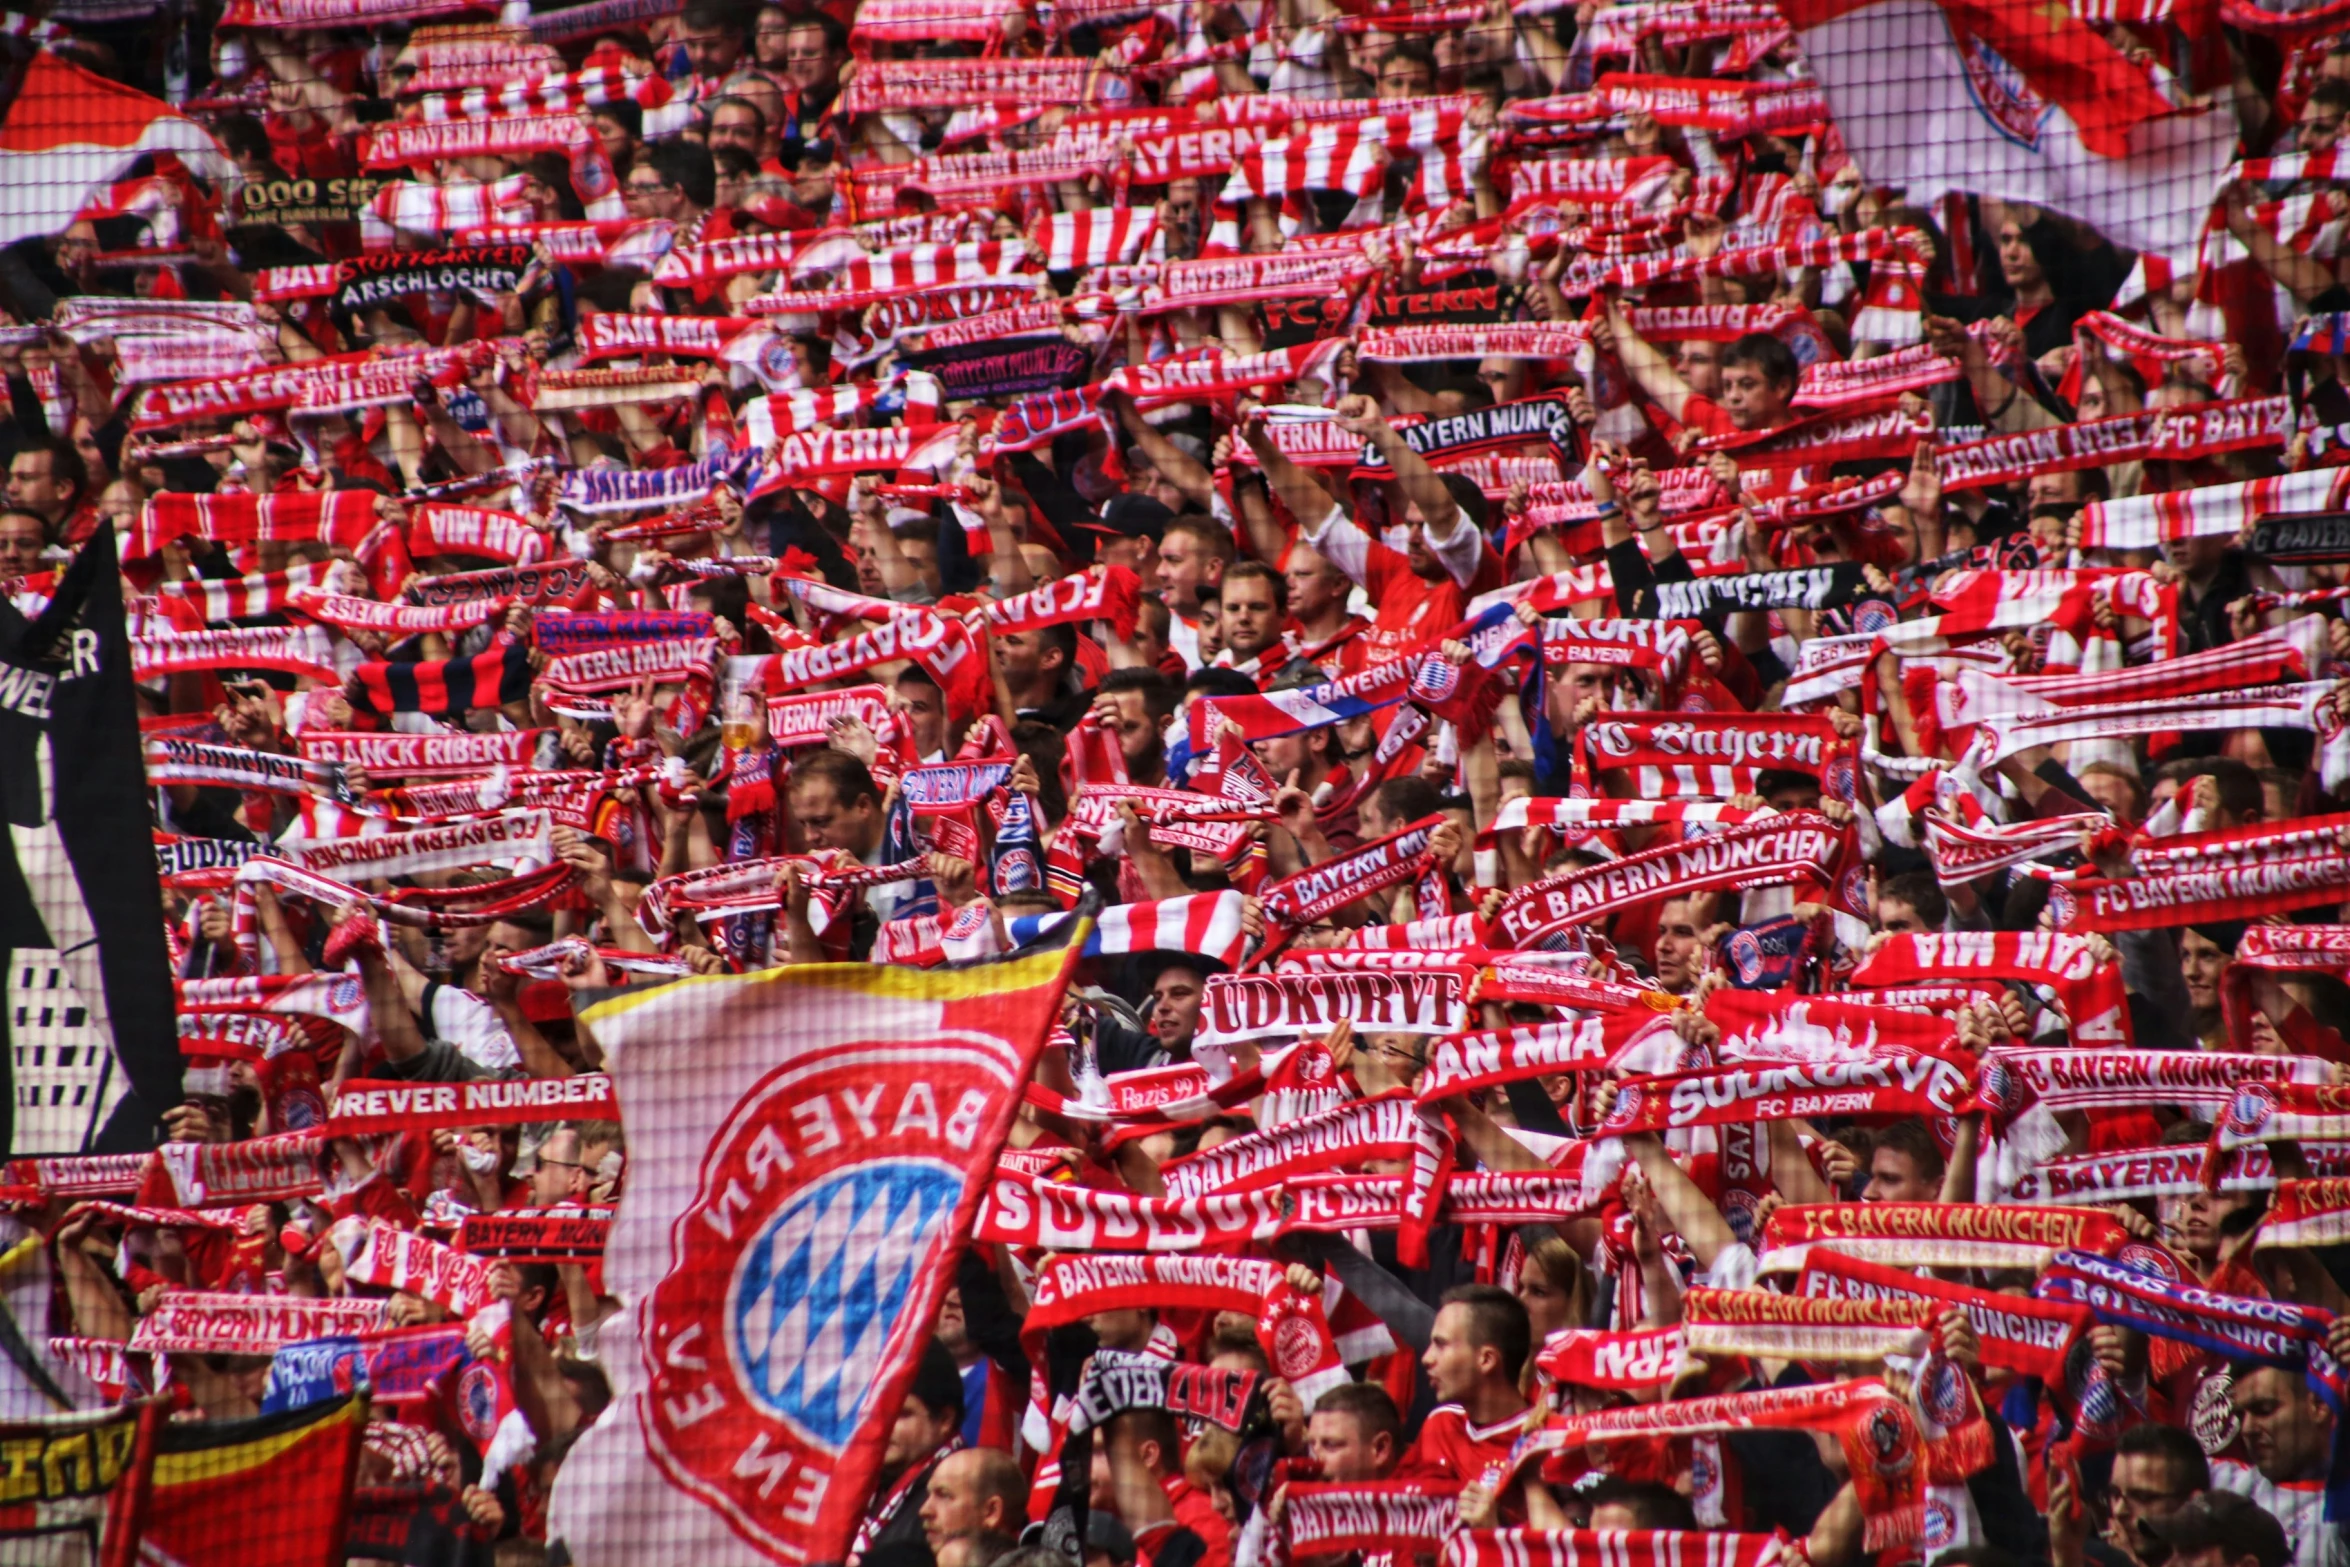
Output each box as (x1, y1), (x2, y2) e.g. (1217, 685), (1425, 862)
(348, 639), (534, 717)
(126, 1392), (365, 1567)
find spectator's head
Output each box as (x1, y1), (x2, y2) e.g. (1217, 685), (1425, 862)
(530, 1126), (590, 1206)
(0, 507), (47, 577)
(708, 95), (769, 160)
(589, 101), (643, 168)
(1097, 667), (1178, 777)
(1514, 1228), (1591, 1342)
(1875, 870), (1946, 935)
(2228, 1363), (2335, 1484)
(752, 4), (794, 68)
(635, 140), (715, 221)
(894, 665), (948, 760)
(1360, 776), (1442, 843)
(1401, 476), (1489, 584)
(1281, 539), (1351, 627)
(1378, 36), (1436, 96)
(2109, 1421), (2211, 1564)
(1309, 1383), (1403, 1481)
(2152, 1489), (2292, 1567)
(1155, 516), (1232, 615)
(993, 621), (1077, 708)
(1652, 893), (1719, 994)
(786, 750), (884, 856)
(1864, 1118), (1945, 1202)
(1674, 338), (1724, 399)
(1424, 1283), (1532, 1404)
(1146, 959), (1208, 1055)
(918, 1447), (1026, 1551)
(2301, 79), (2350, 154)
(673, 0), (746, 80)
(1218, 560), (1287, 663)
(1718, 332), (1800, 431)
(884, 1341), (966, 1475)
(8, 436), (86, 533)
(2076, 760), (2146, 824)
(782, 12), (848, 98)
(2180, 922), (2239, 1017)
(1995, 217), (2058, 297)
(1586, 1477), (1699, 1532)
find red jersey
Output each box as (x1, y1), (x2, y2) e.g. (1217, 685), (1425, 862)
(1400, 1402), (1526, 1489)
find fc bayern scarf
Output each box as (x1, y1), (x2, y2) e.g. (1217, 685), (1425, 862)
(1489, 812), (1848, 948)
(1754, 1202), (2127, 1275)
(1795, 1248), (2090, 1381)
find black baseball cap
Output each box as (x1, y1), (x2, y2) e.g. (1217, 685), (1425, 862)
(1082, 492), (1173, 540)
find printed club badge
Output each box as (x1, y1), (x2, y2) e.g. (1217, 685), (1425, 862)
(641, 1041), (1002, 1561)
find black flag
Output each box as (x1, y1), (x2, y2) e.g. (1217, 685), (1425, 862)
(0, 527), (179, 1154)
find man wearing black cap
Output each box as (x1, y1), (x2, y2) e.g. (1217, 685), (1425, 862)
(1086, 493), (1172, 583)
(2153, 1490), (2294, 1567)
(855, 1341), (969, 1567)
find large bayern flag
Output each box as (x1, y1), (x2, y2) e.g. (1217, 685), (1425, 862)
(1783, 0), (2236, 260)
(0, 53), (231, 248)
(547, 933), (1085, 1567)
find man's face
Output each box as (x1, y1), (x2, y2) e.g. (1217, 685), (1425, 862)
(1154, 531), (1215, 611)
(709, 103), (764, 156)
(2180, 928), (2229, 1012)
(884, 1394), (953, 1470)
(531, 1129), (588, 1207)
(1377, 56), (1433, 97)
(2301, 97), (2346, 153)
(7, 452), (69, 522)
(622, 168), (675, 218)
(894, 677), (946, 758)
(1863, 1147), (1939, 1203)
(792, 152), (837, 211)
(1148, 966), (1205, 1048)
(783, 24), (838, 93)
(900, 536), (941, 595)
(2107, 1451), (2198, 1562)
(992, 627), (1049, 685)
(0, 513), (45, 576)
(918, 1451), (993, 1548)
(1219, 574), (1283, 661)
(1105, 690), (1163, 769)
(1718, 358), (1789, 431)
(1308, 1410), (1392, 1482)
(1674, 340), (1723, 399)
(1877, 898), (1927, 936)
(2163, 1187), (2249, 1263)
(674, 19), (742, 78)
(1284, 548), (1348, 623)
(1421, 1303), (1486, 1404)
(2027, 470), (2083, 512)
(2232, 1365), (2333, 1483)
(1651, 898), (1708, 993)
(788, 778), (875, 853)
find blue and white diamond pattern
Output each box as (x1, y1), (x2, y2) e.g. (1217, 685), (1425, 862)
(727, 1159), (963, 1451)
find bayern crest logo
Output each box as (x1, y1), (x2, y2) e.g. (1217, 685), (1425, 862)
(2229, 1082), (2280, 1135)
(726, 1159), (963, 1449)
(1923, 1495), (1958, 1551)
(1948, 17), (2053, 152)
(459, 1361), (500, 1442)
(1729, 929), (1765, 983)
(330, 975), (365, 1014)
(1410, 658), (1461, 704)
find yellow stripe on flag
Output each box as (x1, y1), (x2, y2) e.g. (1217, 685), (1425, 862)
(150, 1395), (364, 1487)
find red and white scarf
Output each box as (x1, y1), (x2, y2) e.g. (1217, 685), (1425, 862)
(1490, 812), (1846, 947)
(1754, 1201), (2126, 1275)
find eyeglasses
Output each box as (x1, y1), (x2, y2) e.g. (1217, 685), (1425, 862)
(785, 45), (830, 61)
(624, 181), (668, 196)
